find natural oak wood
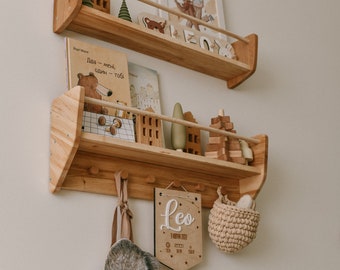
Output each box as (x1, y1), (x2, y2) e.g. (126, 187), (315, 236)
(53, 0), (257, 89)
(49, 87), (268, 207)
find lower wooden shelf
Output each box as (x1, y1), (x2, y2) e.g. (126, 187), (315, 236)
(49, 86), (268, 208)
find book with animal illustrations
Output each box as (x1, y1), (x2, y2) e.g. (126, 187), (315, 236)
(65, 37), (131, 116)
(66, 38), (135, 142)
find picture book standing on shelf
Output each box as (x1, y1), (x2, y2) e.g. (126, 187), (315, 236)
(66, 37), (131, 117)
(66, 38), (135, 142)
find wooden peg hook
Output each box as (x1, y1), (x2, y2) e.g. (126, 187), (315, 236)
(88, 166), (99, 175)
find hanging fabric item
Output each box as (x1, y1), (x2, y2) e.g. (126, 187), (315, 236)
(105, 171), (160, 270)
(154, 184), (203, 270)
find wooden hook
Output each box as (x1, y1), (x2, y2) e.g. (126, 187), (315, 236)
(146, 175), (156, 184)
(120, 170), (128, 180)
(88, 166), (99, 175)
(172, 180), (182, 188)
(194, 184), (205, 192)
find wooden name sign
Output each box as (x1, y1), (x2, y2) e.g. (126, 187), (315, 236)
(154, 187), (202, 270)
(138, 12), (236, 60)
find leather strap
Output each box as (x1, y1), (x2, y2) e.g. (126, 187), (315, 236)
(111, 171), (133, 246)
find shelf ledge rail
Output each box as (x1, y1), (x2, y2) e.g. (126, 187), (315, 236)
(138, 0), (249, 44)
(84, 96), (260, 144)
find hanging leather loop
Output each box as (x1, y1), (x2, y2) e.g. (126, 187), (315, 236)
(111, 170), (133, 246)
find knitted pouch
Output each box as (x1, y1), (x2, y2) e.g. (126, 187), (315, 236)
(208, 187), (260, 254)
(105, 171), (160, 270)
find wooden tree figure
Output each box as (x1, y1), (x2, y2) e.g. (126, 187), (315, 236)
(82, 0), (93, 8)
(135, 107), (163, 147)
(118, 0), (132, 22)
(183, 111), (201, 155)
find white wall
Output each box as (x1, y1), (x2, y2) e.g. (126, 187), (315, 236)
(1, 0), (339, 269)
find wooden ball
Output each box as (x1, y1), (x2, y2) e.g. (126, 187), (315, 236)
(98, 116), (106, 126)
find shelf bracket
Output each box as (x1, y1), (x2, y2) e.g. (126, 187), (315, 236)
(53, 0), (82, 33)
(227, 34), (258, 89)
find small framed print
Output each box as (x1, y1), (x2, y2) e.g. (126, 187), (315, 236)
(158, 0), (226, 39)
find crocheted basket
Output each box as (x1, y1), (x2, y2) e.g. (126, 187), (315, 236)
(208, 187), (260, 254)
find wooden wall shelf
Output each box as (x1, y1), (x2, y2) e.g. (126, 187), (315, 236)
(53, 0), (258, 89)
(50, 87), (268, 208)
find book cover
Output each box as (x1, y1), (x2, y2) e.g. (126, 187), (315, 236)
(66, 38), (135, 142)
(66, 37), (131, 116)
(128, 62), (162, 114)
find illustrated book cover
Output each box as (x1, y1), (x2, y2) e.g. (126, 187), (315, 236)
(128, 62), (162, 115)
(66, 38), (135, 142)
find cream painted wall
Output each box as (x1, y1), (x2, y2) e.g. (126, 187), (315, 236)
(1, 0), (339, 269)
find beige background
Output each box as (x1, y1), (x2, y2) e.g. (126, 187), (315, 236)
(0, 0), (339, 269)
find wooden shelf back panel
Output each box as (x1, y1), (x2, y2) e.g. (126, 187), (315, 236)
(53, 0), (257, 88)
(49, 87), (268, 208)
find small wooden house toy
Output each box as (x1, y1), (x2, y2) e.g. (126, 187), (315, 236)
(135, 107), (163, 147)
(183, 111), (201, 155)
(92, 0), (110, 13)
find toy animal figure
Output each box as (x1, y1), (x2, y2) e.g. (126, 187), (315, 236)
(143, 17), (166, 33)
(77, 72), (112, 114)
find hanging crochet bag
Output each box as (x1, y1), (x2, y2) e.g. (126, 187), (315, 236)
(208, 187), (260, 254)
(105, 171), (160, 270)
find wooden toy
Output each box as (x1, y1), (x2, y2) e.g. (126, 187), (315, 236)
(92, 0), (110, 13)
(97, 116), (122, 135)
(171, 103), (186, 151)
(135, 107), (163, 147)
(183, 111), (201, 155)
(118, 0), (132, 22)
(240, 139), (254, 165)
(50, 87), (268, 206)
(82, 0), (93, 8)
(205, 110), (252, 165)
(137, 12), (236, 60)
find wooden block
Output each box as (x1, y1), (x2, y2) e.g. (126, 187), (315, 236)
(210, 122), (222, 129)
(208, 136), (226, 144)
(217, 154), (229, 161)
(219, 115), (230, 123)
(205, 147), (226, 157)
(209, 130), (224, 137)
(230, 157), (246, 165)
(229, 150), (243, 158)
(206, 144), (221, 152)
(224, 122), (234, 131)
(211, 116), (220, 124)
(229, 140), (241, 150)
(206, 143), (227, 152)
(204, 151), (219, 158)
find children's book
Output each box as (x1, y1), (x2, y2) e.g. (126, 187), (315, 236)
(128, 62), (162, 114)
(66, 38), (135, 141)
(66, 37), (131, 116)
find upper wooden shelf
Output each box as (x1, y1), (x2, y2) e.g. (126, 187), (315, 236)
(53, 0), (258, 89)
(49, 87), (268, 208)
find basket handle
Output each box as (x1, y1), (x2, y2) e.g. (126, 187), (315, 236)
(217, 187), (256, 210)
(217, 186), (229, 204)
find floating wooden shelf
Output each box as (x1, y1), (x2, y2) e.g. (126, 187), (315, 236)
(53, 0), (258, 89)
(50, 87), (268, 208)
